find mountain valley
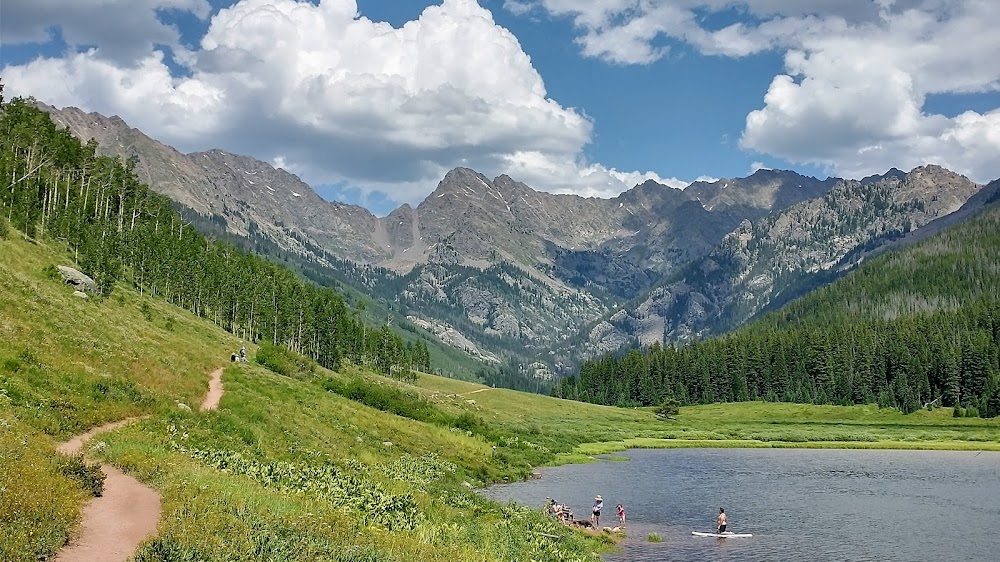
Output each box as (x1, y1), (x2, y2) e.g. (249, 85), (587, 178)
(40, 103), (989, 379)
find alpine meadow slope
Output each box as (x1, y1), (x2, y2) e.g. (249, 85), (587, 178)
(0, 98), (617, 562)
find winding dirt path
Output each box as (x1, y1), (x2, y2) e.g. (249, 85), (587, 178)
(200, 367), (224, 411)
(54, 366), (224, 561)
(56, 419), (137, 457)
(52, 465), (161, 562)
(53, 419), (160, 562)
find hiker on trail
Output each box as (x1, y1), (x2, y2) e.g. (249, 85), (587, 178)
(592, 495), (603, 527)
(617, 503), (626, 527)
(239, 344), (247, 363)
(717, 507), (727, 533)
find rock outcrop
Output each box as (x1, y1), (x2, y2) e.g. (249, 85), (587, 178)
(58, 266), (99, 295)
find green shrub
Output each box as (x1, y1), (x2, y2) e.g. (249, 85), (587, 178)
(42, 263), (60, 280)
(0, 216), (8, 239)
(953, 406), (965, 418)
(133, 537), (211, 562)
(985, 389), (1000, 419)
(647, 532), (662, 543)
(55, 454), (106, 497)
(965, 406), (980, 418)
(453, 411), (485, 433)
(655, 398), (680, 420)
(180, 446), (421, 531)
(255, 342), (316, 378)
(323, 377), (440, 424)
(140, 301), (153, 322)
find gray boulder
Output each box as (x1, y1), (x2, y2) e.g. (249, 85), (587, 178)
(58, 266), (98, 294)
(72, 291), (88, 299)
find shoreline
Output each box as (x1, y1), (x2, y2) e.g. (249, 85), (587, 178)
(549, 437), (1000, 466)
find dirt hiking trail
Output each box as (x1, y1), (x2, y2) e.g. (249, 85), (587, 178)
(53, 418), (160, 562)
(56, 418), (137, 457)
(53, 366), (224, 561)
(200, 367), (224, 411)
(52, 464), (161, 562)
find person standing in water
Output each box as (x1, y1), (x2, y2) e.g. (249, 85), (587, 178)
(616, 503), (626, 527)
(717, 507), (727, 533)
(592, 495), (603, 527)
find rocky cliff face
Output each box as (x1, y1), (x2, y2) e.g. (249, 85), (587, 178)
(39, 103), (984, 375)
(566, 165), (981, 367)
(41, 104), (387, 266)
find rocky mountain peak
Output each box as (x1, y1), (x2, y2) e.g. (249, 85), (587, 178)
(861, 167), (906, 184)
(431, 167), (494, 197)
(686, 169), (838, 215)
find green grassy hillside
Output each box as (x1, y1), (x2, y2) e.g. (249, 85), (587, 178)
(2, 231), (999, 561)
(0, 233), (606, 561)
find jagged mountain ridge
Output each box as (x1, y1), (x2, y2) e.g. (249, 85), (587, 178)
(564, 165), (981, 367)
(40, 104), (387, 265)
(37, 103), (983, 377)
(41, 104), (838, 278)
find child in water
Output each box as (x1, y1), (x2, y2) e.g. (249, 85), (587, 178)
(616, 503), (626, 527)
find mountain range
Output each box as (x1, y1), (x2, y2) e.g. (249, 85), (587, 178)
(40, 103), (986, 378)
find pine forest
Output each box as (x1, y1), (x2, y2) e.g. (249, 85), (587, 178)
(559, 195), (1000, 418)
(0, 96), (431, 379)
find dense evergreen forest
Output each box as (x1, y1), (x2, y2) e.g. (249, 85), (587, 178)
(0, 91), (431, 378)
(559, 190), (1000, 418)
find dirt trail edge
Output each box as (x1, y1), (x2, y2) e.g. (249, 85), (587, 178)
(200, 367), (224, 411)
(54, 366), (224, 562)
(53, 419), (161, 562)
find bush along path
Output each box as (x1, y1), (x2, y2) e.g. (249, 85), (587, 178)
(52, 367), (225, 562)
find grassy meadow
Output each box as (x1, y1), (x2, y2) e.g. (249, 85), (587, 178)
(400, 373), (1000, 465)
(1, 230), (999, 561)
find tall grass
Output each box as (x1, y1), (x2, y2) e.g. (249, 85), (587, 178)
(0, 420), (87, 562)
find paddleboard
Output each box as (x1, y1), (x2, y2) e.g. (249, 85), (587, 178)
(692, 531), (752, 538)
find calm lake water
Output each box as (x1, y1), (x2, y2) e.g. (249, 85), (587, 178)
(483, 448), (1000, 561)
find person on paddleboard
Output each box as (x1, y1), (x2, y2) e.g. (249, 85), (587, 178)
(717, 507), (727, 533)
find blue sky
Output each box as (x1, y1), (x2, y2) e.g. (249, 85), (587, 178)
(2, 0), (999, 216)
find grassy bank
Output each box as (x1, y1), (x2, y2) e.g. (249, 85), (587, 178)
(1, 232), (998, 561)
(396, 376), (1000, 465)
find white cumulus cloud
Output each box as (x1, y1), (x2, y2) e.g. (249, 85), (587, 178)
(513, 0), (1000, 183)
(0, 0), (211, 64)
(1, 0), (692, 207)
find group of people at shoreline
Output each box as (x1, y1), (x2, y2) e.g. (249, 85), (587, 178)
(544, 495), (626, 529)
(545, 497), (731, 535)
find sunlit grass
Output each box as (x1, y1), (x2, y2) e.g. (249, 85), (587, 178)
(0, 233), (606, 561)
